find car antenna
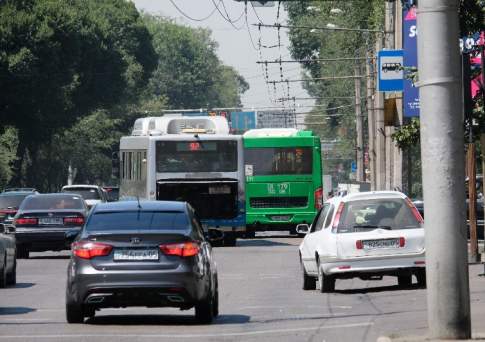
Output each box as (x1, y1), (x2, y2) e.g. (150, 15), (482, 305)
(136, 196), (142, 209)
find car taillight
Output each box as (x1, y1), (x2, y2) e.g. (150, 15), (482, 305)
(332, 202), (346, 230)
(405, 197), (424, 223)
(314, 187), (323, 209)
(356, 240), (363, 249)
(14, 217), (38, 226)
(159, 242), (200, 257)
(399, 237), (406, 247)
(72, 241), (113, 259)
(64, 216), (85, 226)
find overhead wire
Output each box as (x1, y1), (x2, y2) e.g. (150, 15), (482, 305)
(168, 0), (220, 22)
(211, 0), (245, 30)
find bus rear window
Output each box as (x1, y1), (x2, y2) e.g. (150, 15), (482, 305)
(156, 141), (237, 173)
(245, 147), (313, 175)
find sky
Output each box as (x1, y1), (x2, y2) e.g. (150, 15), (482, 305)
(132, 0), (314, 117)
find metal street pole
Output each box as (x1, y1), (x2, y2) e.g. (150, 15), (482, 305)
(417, 0), (471, 339)
(374, 38), (386, 190)
(355, 64), (364, 182)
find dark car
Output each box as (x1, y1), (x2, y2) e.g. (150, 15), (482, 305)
(0, 223), (16, 287)
(0, 190), (38, 224)
(14, 193), (88, 259)
(65, 201), (219, 324)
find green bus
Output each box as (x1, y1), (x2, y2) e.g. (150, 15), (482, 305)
(243, 128), (323, 236)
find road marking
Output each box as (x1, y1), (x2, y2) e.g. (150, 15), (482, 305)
(0, 321), (373, 339)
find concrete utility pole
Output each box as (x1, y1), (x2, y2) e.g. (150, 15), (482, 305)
(374, 37), (386, 190)
(366, 56), (376, 189)
(417, 0), (471, 339)
(355, 64), (364, 182)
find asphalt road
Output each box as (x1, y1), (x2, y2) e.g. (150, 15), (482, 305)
(1, 232), (485, 342)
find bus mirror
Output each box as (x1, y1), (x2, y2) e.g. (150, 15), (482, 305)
(296, 224), (310, 235)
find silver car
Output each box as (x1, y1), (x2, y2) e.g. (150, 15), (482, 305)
(66, 200), (219, 324)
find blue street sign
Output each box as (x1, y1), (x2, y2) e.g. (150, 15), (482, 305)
(403, 6), (420, 117)
(378, 50), (404, 92)
(351, 161), (357, 173)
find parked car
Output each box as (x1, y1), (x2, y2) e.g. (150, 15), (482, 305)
(65, 200), (219, 324)
(297, 191), (425, 292)
(102, 186), (119, 202)
(61, 185), (107, 209)
(14, 193), (88, 259)
(0, 223), (16, 287)
(0, 190), (39, 224)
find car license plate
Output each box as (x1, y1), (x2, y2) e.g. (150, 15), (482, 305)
(113, 249), (159, 261)
(271, 215), (291, 221)
(39, 217), (62, 225)
(362, 238), (399, 249)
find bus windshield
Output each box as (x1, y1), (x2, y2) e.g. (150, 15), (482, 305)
(245, 147), (313, 175)
(156, 140), (237, 173)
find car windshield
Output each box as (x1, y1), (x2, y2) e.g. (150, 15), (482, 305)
(0, 194), (29, 209)
(21, 195), (85, 210)
(86, 211), (189, 231)
(337, 198), (422, 233)
(63, 188), (100, 200)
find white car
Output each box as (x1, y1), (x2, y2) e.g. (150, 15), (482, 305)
(61, 185), (107, 209)
(297, 191), (425, 292)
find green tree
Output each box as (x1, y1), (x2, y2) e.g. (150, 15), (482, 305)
(0, 0), (157, 188)
(142, 15), (248, 109)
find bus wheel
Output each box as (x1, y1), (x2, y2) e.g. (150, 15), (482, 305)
(223, 235), (237, 247)
(289, 227), (297, 235)
(245, 230), (255, 239)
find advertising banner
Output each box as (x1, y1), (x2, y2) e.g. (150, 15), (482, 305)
(403, 6), (419, 117)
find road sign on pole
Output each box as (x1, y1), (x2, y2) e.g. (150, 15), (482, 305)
(378, 50), (404, 92)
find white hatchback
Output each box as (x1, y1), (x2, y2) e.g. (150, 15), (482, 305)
(297, 191), (425, 292)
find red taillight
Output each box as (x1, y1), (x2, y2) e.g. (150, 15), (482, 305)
(405, 197), (424, 223)
(332, 202), (346, 229)
(72, 241), (113, 259)
(314, 187), (323, 210)
(356, 240), (363, 249)
(399, 237), (406, 247)
(63, 216), (85, 226)
(338, 265), (351, 270)
(160, 242), (200, 257)
(14, 217), (38, 226)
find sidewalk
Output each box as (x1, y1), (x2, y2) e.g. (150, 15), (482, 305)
(377, 263), (485, 342)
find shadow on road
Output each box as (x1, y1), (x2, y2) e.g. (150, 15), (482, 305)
(87, 313), (250, 326)
(27, 255), (70, 260)
(10, 282), (35, 289)
(334, 283), (425, 294)
(0, 307), (36, 315)
(235, 239), (293, 247)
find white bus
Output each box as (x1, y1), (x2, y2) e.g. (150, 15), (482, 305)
(119, 116), (245, 246)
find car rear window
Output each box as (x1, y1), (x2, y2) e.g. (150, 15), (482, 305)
(86, 211), (189, 231)
(0, 195), (28, 209)
(337, 198), (422, 233)
(21, 195), (85, 210)
(62, 188), (100, 200)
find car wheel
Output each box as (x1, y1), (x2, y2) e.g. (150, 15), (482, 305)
(301, 259), (316, 290)
(16, 247), (29, 259)
(0, 256), (7, 288)
(66, 302), (85, 324)
(318, 263), (335, 293)
(6, 259), (16, 286)
(213, 282), (219, 318)
(416, 269), (426, 287)
(195, 292), (214, 324)
(397, 274), (412, 287)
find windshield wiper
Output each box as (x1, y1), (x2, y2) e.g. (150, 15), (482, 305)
(353, 225), (392, 230)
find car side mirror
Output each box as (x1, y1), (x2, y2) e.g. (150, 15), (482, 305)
(205, 229), (224, 243)
(296, 224), (310, 235)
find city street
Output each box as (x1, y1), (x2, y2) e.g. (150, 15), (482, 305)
(1, 233), (485, 342)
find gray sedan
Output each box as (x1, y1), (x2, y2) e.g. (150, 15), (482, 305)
(65, 200), (219, 324)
